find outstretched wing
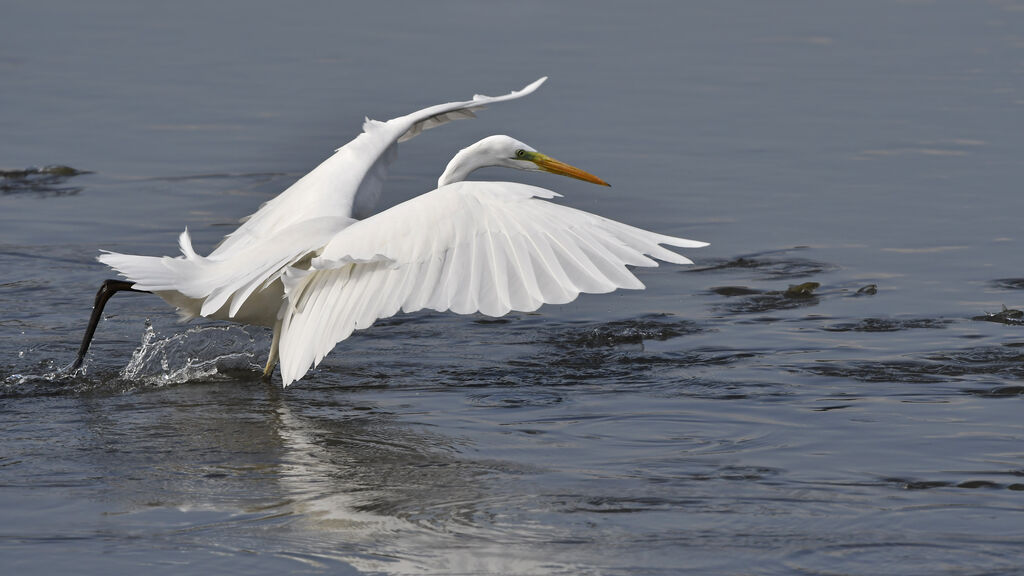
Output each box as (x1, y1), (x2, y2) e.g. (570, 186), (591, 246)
(212, 77), (548, 258)
(275, 181), (707, 385)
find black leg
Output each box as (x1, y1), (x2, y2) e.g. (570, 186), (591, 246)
(70, 279), (151, 371)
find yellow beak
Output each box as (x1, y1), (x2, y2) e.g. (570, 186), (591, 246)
(526, 151), (610, 187)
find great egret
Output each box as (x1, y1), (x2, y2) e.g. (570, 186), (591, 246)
(74, 78), (707, 386)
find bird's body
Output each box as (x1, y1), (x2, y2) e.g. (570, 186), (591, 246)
(86, 78), (707, 386)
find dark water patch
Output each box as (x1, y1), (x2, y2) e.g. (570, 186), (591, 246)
(595, 464), (784, 492)
(418, 334), (760, 393)
(0, 278), (51, 294)
(972, 306), (1024, 326)
(783, 282), (820, 298)
(569, 347), (756, 373)
(824, 318), (953, 332)
(854, 284), (878, 296)
(885, 476), (1022, 491)
(714, 280), (877, 306)
(473, 317), (512, 325)
(712, 288), (821, 315)
(1, 165), (91, 197)
(687, 249), (836, 280)
(804, 343), (1024, 385)
(621, 348), (762, 368)
(661, 377), (794, 401)
(551, 314), (702, 348)
(561, 495), (687, 514)
(887, 478), (953, 490)
(805, 359), (955, 384)
(708, 465), (782, 482)
(962, 385), (1024, 398)
(465, 391), (564, 408)
(991, 278), (1024, 290)
(350, 312), (455, 341)
(471, 355), (639, 386)
(957, 480), (1001, 489)
(708, 282), (823, 315)
(785, 541), (1023, 576)
(812, 404), (853, 412)
(709, 286), (761, 296)
(925, 344), (1024, 377)
(481, 347), (769, 397)
(710, 282), (819, 298)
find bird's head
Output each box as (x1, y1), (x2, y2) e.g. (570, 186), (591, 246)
(438, 135), (610, 188)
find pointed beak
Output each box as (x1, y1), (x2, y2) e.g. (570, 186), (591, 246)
(525, 151), (610, 187)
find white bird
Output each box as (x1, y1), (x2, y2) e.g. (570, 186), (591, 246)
(73, 78), (707, 386)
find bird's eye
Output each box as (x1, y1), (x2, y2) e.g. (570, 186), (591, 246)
(515, 149), (526, 158)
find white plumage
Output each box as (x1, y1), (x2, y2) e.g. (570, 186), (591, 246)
(276, 182), (705, 385)
(95, 78), (707, 386)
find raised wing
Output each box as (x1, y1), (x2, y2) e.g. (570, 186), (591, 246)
(275, 181), (707, 385)
(102, 78), (549, 325)
(211, 77), (548, 258)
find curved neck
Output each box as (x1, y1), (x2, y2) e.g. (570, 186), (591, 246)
(437, 147), (485, 188)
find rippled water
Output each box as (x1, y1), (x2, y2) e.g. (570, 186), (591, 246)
(3, 2), (1024, 575)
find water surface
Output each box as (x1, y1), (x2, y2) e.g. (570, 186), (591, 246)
(2, 1), (1024, 574)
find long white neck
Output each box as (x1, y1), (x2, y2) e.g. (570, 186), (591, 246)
(437, 145), (488, 187)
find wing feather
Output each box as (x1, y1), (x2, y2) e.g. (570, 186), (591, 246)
(501, 210), (577, 305)
(275, 181), (706, 386)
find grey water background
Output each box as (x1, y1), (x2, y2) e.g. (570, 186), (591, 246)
(2, 0), (1024, 574)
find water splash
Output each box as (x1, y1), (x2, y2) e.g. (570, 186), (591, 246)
(3, 357), (79, 395)
(120, 322), (265, 386)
